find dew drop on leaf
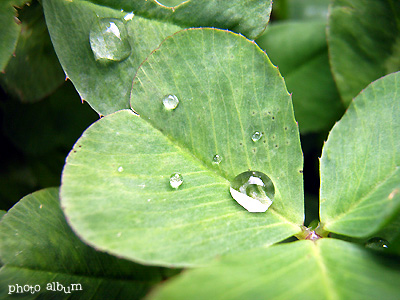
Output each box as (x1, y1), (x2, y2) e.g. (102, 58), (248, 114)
(212, 154), (222, 165)
(117, 166), (124, 172)
(251, 131), (262, 142)
(169, 172), (183, 189)
(163, 94), (179, 110)
(230, 171), (275, 212)
(89, 18), (131, 63)
(365, 237), (389, 250)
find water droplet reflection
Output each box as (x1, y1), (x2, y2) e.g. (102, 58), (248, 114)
(230, 171), (275, 212)
(124, 12), (134, 21)
(212, 154), (222, 165)
(89, 18), (131, 63)
(365, 237), (389, 250)
(251, 131), (262, 142)
(163, 94), (179, 110)
(169, 172), (183, 189)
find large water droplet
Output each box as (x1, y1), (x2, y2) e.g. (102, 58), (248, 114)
(212, 154), (222, 165)
(365, 237), (389, 250)
(251, 131), (262, 142)
(230, 171), (275, 212)
(163, 94), (179, 110)
(89, 18), (131, 63)
(169, 172), (183, 189)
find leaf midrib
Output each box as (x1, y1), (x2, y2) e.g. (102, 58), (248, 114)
(312, 243), (339, 300)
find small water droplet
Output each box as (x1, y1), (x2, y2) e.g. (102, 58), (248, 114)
(118, 166), (124, 172)
(163, 94), (179, 110)
(251, 131), (262, 142)
(169, 172), (183, 189)
(365, 238), (389, 250)
(147, 199), (151, 202)
(212, 154), (222, 165)
(39, 204), (43, 209)
(230, 171), (275, 212)
(116, 232), (122, 237)
(89, 18), (131, 63)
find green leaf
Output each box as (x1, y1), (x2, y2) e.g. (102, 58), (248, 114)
(43, 0), (272, 115)
(156, 0), (185, 7)
(320, 72), (400, 238)
(256, 20), (344, 133)
(0, 0), (65, 102)
(328, 0), (400, 104)
(43, 0), (182, 115)
(390, 226), (400, 255)
(0, 188), (171, 299)
(0, 0), (25, 72)
(0, 210), (5, 221)
(286, 0), (330, 20)
(370, 211), (400, 255)
(0, 81), (98, 209)
(87, 0), (271, 39)
(61, 29), (304, 267)
(149, 239), (400, 300)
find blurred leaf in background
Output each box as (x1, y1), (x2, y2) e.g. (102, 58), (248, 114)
(0, 0), (65, 102)
(0, 81), (98, 210)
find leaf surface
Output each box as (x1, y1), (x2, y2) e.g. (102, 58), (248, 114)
(328, 0), (400, 104)
(0, 0), (65, 102)
(88, 0), (271, 39)
(43, 0), (271, 115)
(0, 0), (25, 72)
(286, 0), (330, 20)
(0, 188), (169, 299)
(43, 0), (182, 115)
(149, 239), (400, 300)
(320, 72), (400, 237)
(61, 29), (304, 267)
(256, 20), (344, 133)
